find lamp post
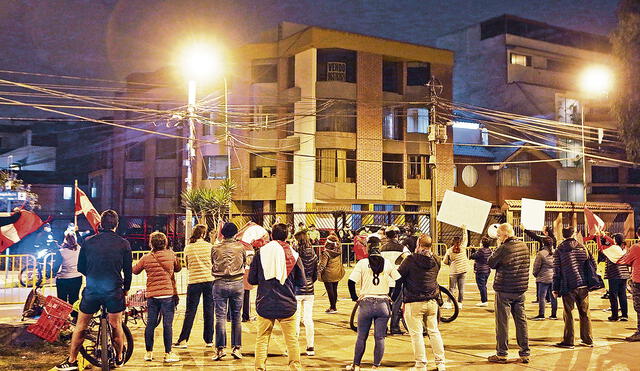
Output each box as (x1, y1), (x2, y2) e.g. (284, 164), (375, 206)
(579, 66), (613, 203)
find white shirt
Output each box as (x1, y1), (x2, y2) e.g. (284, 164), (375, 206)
(349, 257), (400, 299)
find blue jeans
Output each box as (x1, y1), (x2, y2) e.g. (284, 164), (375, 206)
(475, 272), (489, 303)
(213, 279), (243, 348)
(145, 297), (175, 353)
(536, 282), (557, 317)
(354, 297), (390, 367)
(177, 281), (214, 343)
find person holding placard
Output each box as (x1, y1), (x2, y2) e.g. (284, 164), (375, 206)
(469, 236), (493, 307)
(527, 233), (557, 321)
(524, 227), (556, 306)
(443, 226), (469, 309)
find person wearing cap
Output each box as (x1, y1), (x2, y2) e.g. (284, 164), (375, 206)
(211, 222), (247, 361)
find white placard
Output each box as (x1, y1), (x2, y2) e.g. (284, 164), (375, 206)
(436, 190), (492, 233)
(521, 198), (546, 231)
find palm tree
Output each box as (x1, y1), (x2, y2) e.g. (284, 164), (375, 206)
(181, 178), (235, 234)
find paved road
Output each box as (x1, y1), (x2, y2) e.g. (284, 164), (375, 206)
(115, 261), (638, 371)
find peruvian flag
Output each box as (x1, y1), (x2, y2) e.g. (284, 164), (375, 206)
(75, 186), (101, 232)
(584, 207), (605, 235)
(0, 209), (45, 253)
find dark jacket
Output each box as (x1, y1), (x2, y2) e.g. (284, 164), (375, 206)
(211, 238), (246, 280)
(488, 237), (530, 294)
(470, 247), (492, 275)
(78, 230), (132, 294)
(524, 229), (557, 249)
(553, 238), (588, 296)
(381, 239), (404, 252)
(396, 253), (441, 303)
(248, 248), (306, 319)
(296, 245), (318, 296)
(532, 249), (554, 283)
(590, 235), (631, 280)
(318, 248), (344, 282)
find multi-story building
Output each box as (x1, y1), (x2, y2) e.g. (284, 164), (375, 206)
(98, 23), (455, 226)
(438, 15), (638, 212)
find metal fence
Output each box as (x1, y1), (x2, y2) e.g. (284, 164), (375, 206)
(0, 253), (56, 305)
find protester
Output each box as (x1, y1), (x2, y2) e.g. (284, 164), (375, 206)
(242, 239), (256, 322)
(529, 232), (557, 320)
(307, 224), (320, 245)
(346, 236), (400, 371)
(56, 232), (83, 313)
(56, 210), (132, 371)
(401, 226), (418, 254)
(248, 223), (306, 371)
(443, 226), (468, 309)
(487, 223), (530, 364)
(132, 231), (182, 363)
(469, 236), (492, 307)
(592, 233), (630, 321)
(525, 227), (556, 304)
(552, 227), (592, 349)
(380, 225), (405, 334)
(210, 222), (246, 361)
(394, 234), (446, 371)
(318, 234), (345, 314)
(174, 224), (214, 348)
(297, 222), (306, 234)
(616, 227), (640, 341)
(294, 230), (318, 356)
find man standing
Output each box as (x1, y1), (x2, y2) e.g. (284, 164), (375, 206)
(211, 222), (246, 361)
(617, 227), (640, 341)
(56, 210), (132, 371)
(248, 223), (306, 371)
(380, 225), (406, 335)
(553, 227), (592, 349)
(487, 223), (530, 364)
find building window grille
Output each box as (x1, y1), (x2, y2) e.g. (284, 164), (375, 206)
(327, 62), (346, 82)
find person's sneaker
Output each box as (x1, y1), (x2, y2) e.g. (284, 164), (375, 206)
(579, 342), (594, 348)
(602, 307), (612, 312)
(625, 332), (640, 341)
(345, 364), (360, 371)
(283, 349), (289, 357)
(390, 328), (405, 335)
(520, 356), (530, 364)
(554, 342), (575, 349)
(487, 354), (507, 363)
(325, 308), (338, 314)
(114, 353), (126, 368)
(458, 302), (463, 309)
(231, 346), (242, 359)
(531, 300), (539, 304)
(144, 351), (153, 361)
(164, 352), (180, 363)
(608, 316), (619, 322)
(548, 315), (558, 320)
(532, 315), (546, 321)
(475, 302), (488, 307)
(620, 316), (629, 322)
(55, 358), (79, 371)
(173, 340), (188, 348)
(601, 292), (610, 299)
(205, 343), (214, 348)
(212, 348), (226, 361)
(306, 347), (315, 356)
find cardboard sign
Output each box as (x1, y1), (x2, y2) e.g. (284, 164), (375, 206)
(521, 198), (545, 231)
(436, 190), (491, 233)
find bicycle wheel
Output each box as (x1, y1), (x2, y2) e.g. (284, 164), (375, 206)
(19, 266), (41, 287)
(100, 317), (109, 371)
(80, 319), (134, 367)
(438, 286), (459, 323)
(349, 302), (359, 332)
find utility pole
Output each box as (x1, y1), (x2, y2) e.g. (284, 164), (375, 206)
(427, 77), (446, 245)
(185, 80), (197, 249)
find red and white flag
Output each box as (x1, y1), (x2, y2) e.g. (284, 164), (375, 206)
(0, 209), (45, 253)
(75, 186), (101, 232)
(584, 207), (605, 235)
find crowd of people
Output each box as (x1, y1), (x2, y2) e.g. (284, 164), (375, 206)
(49, 208), (640, 371)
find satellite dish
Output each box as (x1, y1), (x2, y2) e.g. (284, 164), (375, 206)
(461, 165), (478, 187)
(487, 223), (500, 239)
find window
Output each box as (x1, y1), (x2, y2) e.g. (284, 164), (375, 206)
(559, 180), (584, 202)
(316, 149), (356, 183)
(383, 61), (401, 93)
(556, 96), (581, 125)
(124, 179), (144, 199)
(558, 138), (582, 168)
(383, 153), (403, 188)
(63, 186), (73, 200)
(547, 59), (577, 73)
(155, 178), (176, 198)
(156, 138), (177, 159)
(499, 155), (531, 187)
(203, 155), (228, 180)
(510, 53), (531, 67)
(316, 100), (356, 132)
(287, 56), (295, 88)
(90, 176), (102, 199)
(629, 168), (640, 184)
(125, 142), (144, 161)
(383, 108), (404, 140)
(407, 62), (430, 86)
(408, 155), (431, 179)
(407, 108), (429, 134)
(592, 166), (618, 183)
(317, 49), (357, 83)
(251, 61), (277, 83)
(250, 153), (277, 178)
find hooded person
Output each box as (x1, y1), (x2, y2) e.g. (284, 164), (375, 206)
(318, 234), (345, 313)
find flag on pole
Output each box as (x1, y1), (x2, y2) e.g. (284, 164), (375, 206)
(584, 207), (605, 235)
(75, 186), (101, 232)
(0, 209), (45, 253)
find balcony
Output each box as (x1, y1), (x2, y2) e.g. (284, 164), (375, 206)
(382, 185), (406, 201)
(246, 177), (278, 200)
(405, 179), (432, 202)
(315, 182), (356, 200)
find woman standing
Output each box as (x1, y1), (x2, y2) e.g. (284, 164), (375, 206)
(469, 236), (493, 307)
(174, 225), (214, 348)
(530, 235), (557, 320)
(56, 232), (82, 310)
(132, 232), (182, 363)
(443, 226), (468, 308)
(594, 233), (630, 321)
(318, 234), (345, 313)
(294, 230), (318, 356)
(346, 236), (400, 370)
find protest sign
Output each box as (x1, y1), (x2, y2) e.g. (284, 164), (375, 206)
(437, 190), (491, 233)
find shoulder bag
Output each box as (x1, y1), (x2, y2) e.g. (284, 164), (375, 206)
(151, 252), (179, 308)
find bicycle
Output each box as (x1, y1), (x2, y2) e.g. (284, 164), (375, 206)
(79, 304), (134, 371)
(349, 285), (459, 333)
(19, 249), (57, 287)
(123, 289), (148, 327)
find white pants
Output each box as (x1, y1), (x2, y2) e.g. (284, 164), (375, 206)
(295, 295), (315, 348)
(404, 300), (446, 370)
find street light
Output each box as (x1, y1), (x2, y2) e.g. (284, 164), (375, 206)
(179, 42), (228, 246)
(578, 65), (613, 202)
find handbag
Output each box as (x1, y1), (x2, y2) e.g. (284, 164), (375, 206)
(583, 252), (605, 292)
(151, 252), (179, 307)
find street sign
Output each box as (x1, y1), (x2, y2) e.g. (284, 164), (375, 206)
(0, 191), (26, 201)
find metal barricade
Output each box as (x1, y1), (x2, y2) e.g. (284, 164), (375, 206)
(524, 241), (540, 257)
(584, 241), (599, 259)
(0, 254), (38, 305)
(434, 243), (448, 257)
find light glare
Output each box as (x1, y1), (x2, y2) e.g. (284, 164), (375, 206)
(580, 65), (613, 95)
(180, 43), (222, 81)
